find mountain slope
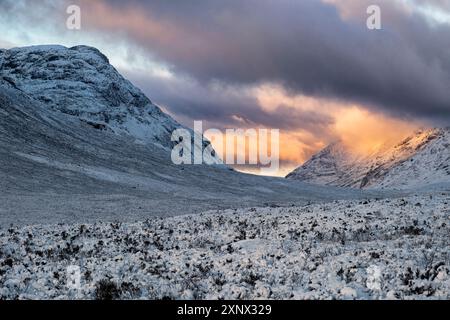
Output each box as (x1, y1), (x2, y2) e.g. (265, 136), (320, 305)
(0, 45), (219, 163)
(287, 128), (450, 189)
(0, 45), (372, 226)
(285, 142), (358, 186)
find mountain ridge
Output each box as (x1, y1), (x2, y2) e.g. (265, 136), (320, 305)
(0, 44), (220, 164)
(287, 128), (450, 189)
(0, 44), (373, 225)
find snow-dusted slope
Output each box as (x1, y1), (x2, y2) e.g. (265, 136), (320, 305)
(0, 45), (219, 163)
(0, 46), (371, 226)
(285, 142), (359, 186)
(287, 128), (450, 189)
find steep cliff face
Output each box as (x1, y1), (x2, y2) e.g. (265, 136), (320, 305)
(287, 128), (450, 189)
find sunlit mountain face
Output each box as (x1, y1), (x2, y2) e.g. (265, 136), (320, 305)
(1, 0), (449, 176)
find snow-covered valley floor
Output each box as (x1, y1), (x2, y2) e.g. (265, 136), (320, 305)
(1, 193), (449, 300)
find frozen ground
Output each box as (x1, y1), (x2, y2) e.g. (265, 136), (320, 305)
(1, 193), (448, 300)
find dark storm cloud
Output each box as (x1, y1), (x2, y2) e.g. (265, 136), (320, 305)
(126, 71), (334, 134)
(78, 0), (450, 123)
(3, 0), (450, 123)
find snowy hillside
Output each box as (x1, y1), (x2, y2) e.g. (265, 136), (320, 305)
(285, 142), (360, 187)
(0, 46), (369, 227)
(287, 128), (450, 190)
(0, 45), (219, 163)
(1, 192), (448, 299)
(0, 45), (449, 301)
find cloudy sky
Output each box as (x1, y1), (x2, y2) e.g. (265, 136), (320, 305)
(1, 0), (450, 175)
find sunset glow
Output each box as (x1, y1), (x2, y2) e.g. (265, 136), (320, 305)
(1, 0), (446, 176)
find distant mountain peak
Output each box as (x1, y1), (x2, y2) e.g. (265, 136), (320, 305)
(287, 128), (450, 189)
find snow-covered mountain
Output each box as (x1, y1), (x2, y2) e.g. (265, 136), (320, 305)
(287, 128), (450, 189)
(0, 45), (366, 225)
(0, 45), (219, 163)
(2, 46), (449, 301)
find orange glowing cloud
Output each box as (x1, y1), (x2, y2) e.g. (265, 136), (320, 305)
(333, 107), (420, 155)
(209, 84), (422, 176)
(75, 3), (424, 177)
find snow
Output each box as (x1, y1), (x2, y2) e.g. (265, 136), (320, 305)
(13, 151), (184, 192)
(287, 128), (450, 190)
(1, 45), (449, 300)
(1, 193), (448, 300)
(0, 45), (221, 165)
(8, 45), (68, 52)
(1, 74), (371, 227)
